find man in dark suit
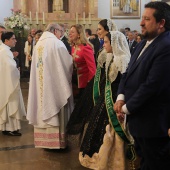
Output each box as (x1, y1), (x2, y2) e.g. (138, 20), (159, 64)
(85, 29), (100, 65)
(125, 27), (130, 40)
(60, 24), (71, 54)
(114, 2), (170, 170)
(127, 31), (138, 54)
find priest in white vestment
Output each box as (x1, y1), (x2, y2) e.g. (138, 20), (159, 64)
(27, 23), (74, 149)
(0, 32), (26, 136)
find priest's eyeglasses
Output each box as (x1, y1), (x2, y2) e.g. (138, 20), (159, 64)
(55, 28), (63, 33)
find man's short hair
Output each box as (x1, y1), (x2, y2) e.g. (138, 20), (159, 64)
(45, 23), (61, 33)
(35, 29), (43, 35)
(85, 29), (92, 36)
(125, 27), (130, 31)
(59, 23), (65, 30)
(1, 32), (14, 43)
(145, 1), (170, 31)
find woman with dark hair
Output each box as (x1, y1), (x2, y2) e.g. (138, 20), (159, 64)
(69, 24), (96, 98)
(67, 19), (133, 169)
(136, 33), (144, 43)
(35, 32), (43, 45)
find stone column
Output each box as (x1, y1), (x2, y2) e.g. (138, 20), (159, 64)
(21, 0), (27, 14)
(93, 0), (98, 18)
(88, 0), (94, 13)
(13, 0), (20, 11)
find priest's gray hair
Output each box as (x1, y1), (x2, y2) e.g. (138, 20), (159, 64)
(45, 23), (60, 33)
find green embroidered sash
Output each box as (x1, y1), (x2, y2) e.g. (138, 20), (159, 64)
(93, 64), (101, 105)
(105, 78), (136, 161)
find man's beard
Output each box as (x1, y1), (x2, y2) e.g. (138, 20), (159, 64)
(142, 30), (158, 41)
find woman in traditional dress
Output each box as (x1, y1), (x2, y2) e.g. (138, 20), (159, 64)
(67, 19), (136, 169)
(136, 33), (143, 43)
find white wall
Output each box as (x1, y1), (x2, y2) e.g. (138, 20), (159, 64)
(0, 0), (13, 25)
(98, 0), (150, 32)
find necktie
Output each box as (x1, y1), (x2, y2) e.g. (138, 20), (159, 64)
(137, 42), (150, 59)
(99, 39), (104, 49)
(129, 41), (132, 49)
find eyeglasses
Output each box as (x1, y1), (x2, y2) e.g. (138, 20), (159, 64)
(55, 28), (63, 33)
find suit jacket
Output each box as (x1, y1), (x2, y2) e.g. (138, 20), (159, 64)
(89, 37), (100, 64)
(61, 36), (71, 54)
(118, 31), (170, 138)
(128, 40), (137, 54)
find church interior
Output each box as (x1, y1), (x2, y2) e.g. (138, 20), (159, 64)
(0, 0), (165, 170)
(0, 1), (98, 169)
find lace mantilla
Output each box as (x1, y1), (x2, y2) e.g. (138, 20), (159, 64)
(111, 31), (130, 73)
(97, 49), (107, 68)
(107, 19), (118, 31)
(105, 53), (118, 83)
(105, 31), (131, 83)
(97, 19), (118, 69)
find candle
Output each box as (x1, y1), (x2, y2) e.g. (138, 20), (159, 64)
(83, 12), (86, 24)
(43, 12), (45, 24)
(88, 12), (91, 24)
(29, 11), (32, 24)
(36, 12), (39, 24)
(76, 12), (78, 24)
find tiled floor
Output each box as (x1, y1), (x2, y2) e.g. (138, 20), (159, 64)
(0, 81), (88, 170)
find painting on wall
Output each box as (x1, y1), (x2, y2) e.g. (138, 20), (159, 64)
(110, 0), (141, 19)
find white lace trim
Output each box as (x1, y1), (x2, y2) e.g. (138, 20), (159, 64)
(97, 19), (118, 68)
(97, 49), (107, 68)
(105, 31), (131, 83)
(98, 25), (130, 83)
(110, 31), (130, 73)
(105, 53), (118, 83)
(107, 19), (118, 31)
